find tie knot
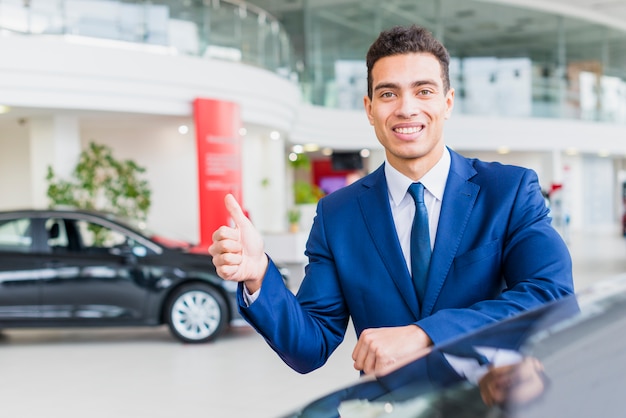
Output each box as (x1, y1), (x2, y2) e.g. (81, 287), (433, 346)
(408, 182), (425, 204)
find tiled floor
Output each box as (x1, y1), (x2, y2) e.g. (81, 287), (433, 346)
(1, 228), (625, 418)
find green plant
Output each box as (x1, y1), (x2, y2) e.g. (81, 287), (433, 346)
(288, 152), (311, 170)
(287, 208), (301, 224)
(46, 141), (152, 222)
(294, 180), (324, 204)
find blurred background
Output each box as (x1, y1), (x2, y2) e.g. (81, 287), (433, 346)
(1, 1), (626, 416)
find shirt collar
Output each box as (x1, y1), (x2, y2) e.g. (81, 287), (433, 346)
(385, 147), (451, 206)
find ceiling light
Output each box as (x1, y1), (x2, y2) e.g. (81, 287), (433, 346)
(321, 148), (333, 156)
(0, 105), (11, 114)
(292, 145), (303, 153)
(178, 125), (189, 134)
(239, 127), (247, 136)
(303, 143), (320, 152)
(497, 147), (511, 155)
(360, 149), (371, 158)
(270, 130), (281, 140)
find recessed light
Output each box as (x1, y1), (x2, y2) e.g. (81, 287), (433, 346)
(303, 143), (320, 152)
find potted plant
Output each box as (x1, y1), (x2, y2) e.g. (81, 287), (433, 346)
(287, 208), (301, 233)
(46, 141), (152, 243)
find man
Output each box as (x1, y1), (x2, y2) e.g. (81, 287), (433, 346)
(209, 25), (574, 376)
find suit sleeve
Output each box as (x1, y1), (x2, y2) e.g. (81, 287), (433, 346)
(237, 203), (350, 374)
(416, 169), (574, 345)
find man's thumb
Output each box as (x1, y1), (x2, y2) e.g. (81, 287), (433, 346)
(224, 194), (249, 228)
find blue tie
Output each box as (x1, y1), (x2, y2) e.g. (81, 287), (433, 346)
(408, 182), (431, 303)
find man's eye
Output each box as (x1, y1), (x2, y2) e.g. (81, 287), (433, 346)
(380, 92), (395, 98)
(418, 89), (433, 96)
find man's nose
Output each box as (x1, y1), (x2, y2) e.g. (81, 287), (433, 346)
(395, 95), (420, 118)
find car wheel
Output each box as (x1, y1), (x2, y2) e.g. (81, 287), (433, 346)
(165, 283), (227, 343)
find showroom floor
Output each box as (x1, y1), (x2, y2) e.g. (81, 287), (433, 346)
(1, 227), (625, 418)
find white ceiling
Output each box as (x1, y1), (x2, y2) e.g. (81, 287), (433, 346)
(247, 0), (626, 31)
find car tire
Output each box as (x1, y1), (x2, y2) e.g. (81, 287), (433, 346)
(165, 283), (227, 343)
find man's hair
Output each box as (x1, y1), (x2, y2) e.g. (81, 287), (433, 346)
(366, 25), (451, 98)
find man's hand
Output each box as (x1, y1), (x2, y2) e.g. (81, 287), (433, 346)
(208, 194), (268, 293)
(478, 357), (546, 407)
(352, 325), (432, 376)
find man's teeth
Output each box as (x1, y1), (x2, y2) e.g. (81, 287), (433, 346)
(395, 126), (422, 134)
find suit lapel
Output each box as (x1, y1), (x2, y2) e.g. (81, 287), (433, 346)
(358, 165), (419, 314)
(421, 150), (479, 316)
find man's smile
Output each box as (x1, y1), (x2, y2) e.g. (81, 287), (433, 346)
(393, 124), (425, 135)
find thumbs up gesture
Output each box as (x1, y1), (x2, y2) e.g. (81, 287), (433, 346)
(209, 194), (268, 293)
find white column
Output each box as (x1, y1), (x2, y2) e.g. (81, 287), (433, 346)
(0, 118), (31, 210)
(28, 115), (81, 208)
(367, 148), (386, 173)
(551, 148), (563, 185)
(241, 130), (286, 233)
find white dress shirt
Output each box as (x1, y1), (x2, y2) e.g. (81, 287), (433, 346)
(384, 148), (450, 274)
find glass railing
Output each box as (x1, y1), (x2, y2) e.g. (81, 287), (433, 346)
(295, 0), (626, 125)
(0, 0), (297, 82)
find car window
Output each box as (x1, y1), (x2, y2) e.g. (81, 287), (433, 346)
(46, 217), (150, 257)
(46, 218), (68, 249)
(76, 219), (127, 249)
(0, 218), (33, 253)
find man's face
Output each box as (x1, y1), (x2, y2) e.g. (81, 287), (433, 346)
(364, 53), (454, 178)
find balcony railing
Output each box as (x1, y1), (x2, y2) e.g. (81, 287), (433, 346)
(0, 0), (297, 82)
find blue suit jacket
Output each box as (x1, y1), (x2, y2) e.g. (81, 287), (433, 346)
(239, 148), (574, 373)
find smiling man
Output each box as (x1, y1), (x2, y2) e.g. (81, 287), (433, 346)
(209, 25), (574, 377)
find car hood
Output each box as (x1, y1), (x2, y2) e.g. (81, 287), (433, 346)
(282, 274), (626, 418)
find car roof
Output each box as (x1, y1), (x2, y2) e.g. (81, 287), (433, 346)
(0, 208), (115, 218)
(0, 208), (137, 229)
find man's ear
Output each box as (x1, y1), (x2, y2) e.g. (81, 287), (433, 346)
(363, 95), (374, 125)
(444, 88), (455, 120)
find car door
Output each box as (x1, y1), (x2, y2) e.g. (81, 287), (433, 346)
(0, 216), (44, 320)
(40, 215), (151, 322)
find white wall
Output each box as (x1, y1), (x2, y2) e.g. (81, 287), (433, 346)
(0, 35), (300, 131)
(241, 130), (287, 233)
(0, 119), (31, 209)
(80, 119), (200, 243)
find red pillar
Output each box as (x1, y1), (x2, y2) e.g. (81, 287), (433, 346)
(193, 98), (242, 249)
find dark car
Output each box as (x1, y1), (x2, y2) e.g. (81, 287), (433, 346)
(0, 208), (248, 343)
(283, 274), (626, 418)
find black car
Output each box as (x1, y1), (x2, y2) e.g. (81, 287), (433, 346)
(283, 274), (626, 418)
(0, 208), (248, 343)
